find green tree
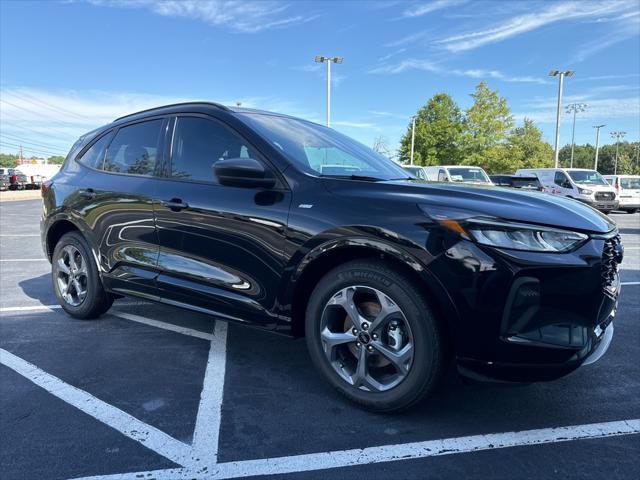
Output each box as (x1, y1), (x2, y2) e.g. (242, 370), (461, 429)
(508, 118), (553, 170)
(399, 93), (463, 166)
(461, 81), (514, 160)
(47, 155), (66, 165)
(0, 153), (18, 167)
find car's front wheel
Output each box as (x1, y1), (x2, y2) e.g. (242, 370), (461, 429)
(52, 231), (113, 319)
(305, 260), (446, 412)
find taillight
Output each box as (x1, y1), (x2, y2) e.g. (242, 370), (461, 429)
(42, 179), (53, 194)
(11, 175), (17, 183)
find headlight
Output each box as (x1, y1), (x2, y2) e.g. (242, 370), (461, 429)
(578, 188), (593, 195)
(420, 206), (588, 253)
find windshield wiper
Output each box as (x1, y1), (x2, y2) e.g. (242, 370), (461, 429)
(319, 174), (386, 182)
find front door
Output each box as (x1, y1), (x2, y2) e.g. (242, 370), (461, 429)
(154, 115), (291, 327)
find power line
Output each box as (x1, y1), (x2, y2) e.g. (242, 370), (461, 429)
(0, 122), (80, 142)
(0, 98), (91, 127)
(3, 90), (94, 121)
(0, 140), (64, 157)
(0, 132), (68, 151)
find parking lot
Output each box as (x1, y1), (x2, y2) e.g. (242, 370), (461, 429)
(1, 198), (638, 480)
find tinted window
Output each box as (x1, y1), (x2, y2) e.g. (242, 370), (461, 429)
(554, 171), (569, 186)
(567, 170), (608, 185)
(239, 113), (408, 181)
(77, 132), (112, 169)
(171, 116), (258, 183)
(104, 120), (163, 176)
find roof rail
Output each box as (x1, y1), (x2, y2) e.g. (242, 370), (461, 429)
(113, 101), (229, 122)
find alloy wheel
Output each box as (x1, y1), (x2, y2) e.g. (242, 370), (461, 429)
(320, 285), (414, 392)
(56, 245), (88, 307)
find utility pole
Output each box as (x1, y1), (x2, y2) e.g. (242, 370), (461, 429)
(593, 124), (605, 171)
(549, 70), (574, 167)
(566, 103), (587, 168)
(314, 55), (343, 127)
(19, 145), (23, 165)
(610, 131), (626, 175)
(410, 115), (416, 165)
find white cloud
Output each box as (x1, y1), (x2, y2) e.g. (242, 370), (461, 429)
(86, 0), (317, 33)
(515, 95), (640, 124)
(403, 0), (468, 18)
(570, 9), (640, 62)
(369, 59), (439, 74)
(369, 59), (546, 83)
(0, 87), (321, 156)
(333, 121), (377, 129)
(436, 1), (635, 52)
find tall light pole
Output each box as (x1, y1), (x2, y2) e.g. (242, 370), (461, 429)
(549, 70), (574, 167)
(410, 115), (417, 165)
(315, 55), (343, 127)
(566, 103), (587, 168)
(593, 124), (605, 171)
(610, 131), (626, 175)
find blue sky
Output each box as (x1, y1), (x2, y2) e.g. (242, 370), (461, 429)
(1, 0), (639, 159)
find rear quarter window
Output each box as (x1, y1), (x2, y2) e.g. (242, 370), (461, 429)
(104, 119), (163, 176)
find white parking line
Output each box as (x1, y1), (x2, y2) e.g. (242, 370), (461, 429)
(70, 418), (640, 480)
(0, 234), (40, 236)
(109, 311), (215, 341)
(0, 304), (61, 313)
(622, 281), (640, 286)
(0, 258), (46, 262)
(192, 321), (228, 466)
(0, 348), (192, 467)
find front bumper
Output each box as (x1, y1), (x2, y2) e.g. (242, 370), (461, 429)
(577, 197), (619, 211)
(427, 233), (621, 383)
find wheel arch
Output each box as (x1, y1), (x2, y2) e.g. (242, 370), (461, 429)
(284, 240), (459, 349)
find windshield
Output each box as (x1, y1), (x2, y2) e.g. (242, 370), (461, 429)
(567, 170), (608, 185)
(239, 113), (410, 180)
(621, 177), (640, 189)
(447, 167), (491, 184)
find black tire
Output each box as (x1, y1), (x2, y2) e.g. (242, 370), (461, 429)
(52, 231), (113, 319)
(305, 260), (446, 413)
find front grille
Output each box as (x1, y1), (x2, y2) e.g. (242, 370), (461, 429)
(601, 234), (622, 291)
(595, 192), (615, 201)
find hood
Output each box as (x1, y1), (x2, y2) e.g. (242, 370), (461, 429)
(326, 179), (616, 234)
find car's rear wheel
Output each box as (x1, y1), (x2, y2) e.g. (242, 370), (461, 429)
(52, 231), (113, 319)
(305, 260), (445, 412)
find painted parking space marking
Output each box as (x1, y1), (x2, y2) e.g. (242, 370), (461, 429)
(0, 348), (192, 466)
(0, 304), (61, 313)
(0, 258), (47, 262)
(110, 311), (215, 341)
(70, 419), (640, 480)
(621, 281), (640, 286)
(0, 233), (40, 236)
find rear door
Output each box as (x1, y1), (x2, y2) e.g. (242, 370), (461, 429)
(154, 114), (291, 326)
(76, 117), (168, 299)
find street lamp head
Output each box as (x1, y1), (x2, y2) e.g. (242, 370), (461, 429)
(564, 70), (575, 77)
(332, 56), (344, 64)
(549, 70), (560, 76)
(593, 124), (605, 129)
(314, 55), (326, 63)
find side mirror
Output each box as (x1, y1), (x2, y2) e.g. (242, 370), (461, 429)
(214, 158), (276, 189)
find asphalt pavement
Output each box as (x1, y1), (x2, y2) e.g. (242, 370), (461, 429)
(1, 199), (638, 480)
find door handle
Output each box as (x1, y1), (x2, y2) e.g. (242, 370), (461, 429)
(161, 198), (189, 211)
(79, 188), (96, 199)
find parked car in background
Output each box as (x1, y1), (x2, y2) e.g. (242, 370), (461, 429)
(25, 173), (44, 190)
(490, 175), (543, 191)
(0, 173), (10, 191)
(402, 165), (429, 180)
(604, 175), (640, 214)
(0, 168), (28, 190)
(41, 102), (621, 412)
(424, 166), (493, 185)
(516, 168), (618, 213)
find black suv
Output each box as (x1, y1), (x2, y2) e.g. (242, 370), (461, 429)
(41, 102), (622, 412)
(490, 174), (543, 191)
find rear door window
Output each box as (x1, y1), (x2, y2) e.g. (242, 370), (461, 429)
(104, 120), (163, 176)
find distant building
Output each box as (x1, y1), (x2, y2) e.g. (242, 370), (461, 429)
(16, 156), (47, 165)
